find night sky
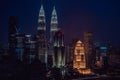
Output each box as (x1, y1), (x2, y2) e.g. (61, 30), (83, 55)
(0, 0), (120, 46)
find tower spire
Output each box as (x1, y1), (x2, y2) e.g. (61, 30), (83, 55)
(51, 6), (58, 27)
(36, 4), (47, 64)
(50, 6), (59, 41)
(37, 5), (46, 31)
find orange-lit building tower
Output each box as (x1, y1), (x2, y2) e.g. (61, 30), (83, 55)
(73, 40), (86, 69)
(73, 40), (91, 74)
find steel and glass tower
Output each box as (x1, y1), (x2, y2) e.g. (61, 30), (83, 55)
(50, 7), (59, 42)
(48, 6), (60, 67)
(53, 30), (65, 68)
(35, 5), (47, 64)
(38, 5), (46, 31)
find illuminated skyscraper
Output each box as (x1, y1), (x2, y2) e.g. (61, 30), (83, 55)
(53, 30), (65, 68)
(73, 40), (91, 74)
(24, 34), (36, 64)
(66, 38), (79, 64)
(37, 5), (46, 31)
(48, 6), (60, 67)
(50, 6), (59, 42)
(73, 40), (86, 69)
(35, 5), (47, 63)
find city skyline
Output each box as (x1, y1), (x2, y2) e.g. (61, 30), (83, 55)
(0, 0), (120, 46)
(0, 1), (120, 79)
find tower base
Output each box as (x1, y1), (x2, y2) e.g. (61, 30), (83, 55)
(78, 68), (92, 75)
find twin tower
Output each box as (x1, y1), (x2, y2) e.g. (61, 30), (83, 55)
(36, 5), (63, 67)
(37, 5), (60, 41)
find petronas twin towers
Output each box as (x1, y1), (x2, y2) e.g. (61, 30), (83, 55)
(37, 5), (59, 41)
(36, 5), (60, 64)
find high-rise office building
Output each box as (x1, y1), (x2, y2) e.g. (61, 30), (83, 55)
(66, 38), (79, 65)
(48, 6), (60, 67)
(53, 30), (65, 68)
(50, 7), (59, 42)
(100, 46), (108, 67)
(84, 32), (94, 68)
(15, 33), (25, 61)
(24, 34), (36, 64)
(37, 5), (46, 31)
(73, 40), (91, 74)
(66, 44), (74, 64)
(73, 40), (86, 69)
(35, 5), (47, 63)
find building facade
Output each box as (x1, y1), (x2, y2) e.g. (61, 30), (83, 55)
(35, 5), (47, 64)
(73, 40), (86, 69)
(84, 32), (94, 68)
(50, 7), (59, 42)
(24, 34), (36, 64)
(53, 30), (65, 68)
(73, 40), (92, 74)
(15, 33), (25, 61)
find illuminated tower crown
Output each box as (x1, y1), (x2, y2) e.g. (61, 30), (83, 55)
(37, 5), (46, 31)
(50, 6), (59, 41)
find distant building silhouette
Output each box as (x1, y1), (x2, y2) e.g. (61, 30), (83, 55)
(84, 32), (94, 68)
(24, 34), (36, 64)
(8, 16), (18, 35)
(66, 38), (79, 65)
(8, 16), (18, 56)
(15, 33), (25, 61)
